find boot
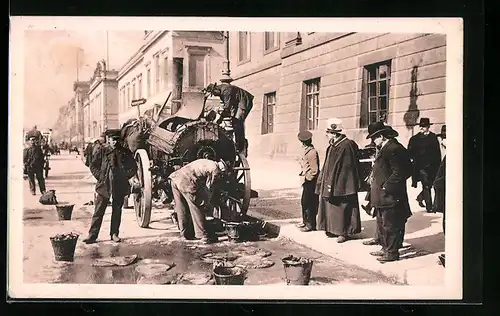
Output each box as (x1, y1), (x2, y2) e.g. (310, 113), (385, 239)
(363, 239), (380, 246)
(83, 236), (97, 244)
(111, 234), (121, 243)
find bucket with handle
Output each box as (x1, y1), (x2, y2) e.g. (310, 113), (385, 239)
(212, 261), (247, 285)
(281, 255), (314, 285)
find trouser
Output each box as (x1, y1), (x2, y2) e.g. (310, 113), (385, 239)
(233, 107), (250, 154)
(88, 193), (124, 239)
(376, 208), (407, 257)
(27, 168), (46, 194)
(301, 180), (319, 229)
(171, 182), (208, 239)
(416, 170), (433, 211)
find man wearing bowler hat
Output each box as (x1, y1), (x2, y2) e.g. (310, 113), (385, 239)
(315, 118), (362, 243)
(83, 129), (137, 244)
(297, 130), (320, 232)
(407, 118), (442, 212)
(367, 121), (413, 262)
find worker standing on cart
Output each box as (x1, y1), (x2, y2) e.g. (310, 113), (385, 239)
(205, 82), (254, 156)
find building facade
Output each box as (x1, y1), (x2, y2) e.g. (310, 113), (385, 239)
(228, 32), (447, 159)
(117, 31), (226, 124)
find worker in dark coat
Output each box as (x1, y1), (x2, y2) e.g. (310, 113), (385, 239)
(296, 130), (320, 232)
(168, 159), (228, 244)
(84, 139), (95, 167)
(367, 121), (413, 262)
(206, 82), (254, 156)
(83, 129), (137, 244)
(407, 118), (442, 212)
(433, 125), (446, 266)
(23, 136), (46, 195)
(315, 118), (362, 243)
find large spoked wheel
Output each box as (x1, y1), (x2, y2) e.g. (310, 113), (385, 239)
(217, 152), (251, 220)
(134, 149), (152, 228)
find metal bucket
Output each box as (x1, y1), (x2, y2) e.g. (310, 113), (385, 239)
(225, 222), (242, 242)
(50, 233), (79, 262)
(281, 255), (314, 285)
(213, 266), (247, 285)
(55, 204), (75, 220)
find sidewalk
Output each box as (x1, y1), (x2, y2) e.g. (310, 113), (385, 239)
(246, 156), (446, 286)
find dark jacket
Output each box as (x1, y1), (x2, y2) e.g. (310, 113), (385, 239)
(90, 144), (137, 199)
(407, 131), (442, 185)
(370, 139), (412, 217)
(315, 135), (362, 198)
(23, 145), (45, 171)
(299, 145), (320, 184)
(432, 156), (446, 213)
(218, 83), (254, 117)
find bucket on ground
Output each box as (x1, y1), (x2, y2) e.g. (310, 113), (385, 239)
(50, 233), (79, 262)
(55, 204), (75, 220)
(212, 263), (247, 285)
(281, 255), (314, 285)
(224, 222), (243, 242)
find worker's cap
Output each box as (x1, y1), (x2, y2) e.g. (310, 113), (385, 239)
(297, 130), (313, 142)
(105, 129), (121, 139)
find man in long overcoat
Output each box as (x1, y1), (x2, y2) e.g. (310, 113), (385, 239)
(367, 121), (413, 262)
(297, 130), (320, 232)
(83, 129), (137, 244)
(407, 118), (442, 212)
(23, 136), (46, 195)
(206, 82), (254, 155)
(315, 118), (362, 243)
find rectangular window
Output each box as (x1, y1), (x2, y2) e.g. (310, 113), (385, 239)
(264, 32), (279, 53)
(360, 60), (391, 127)
(164, 56), (169, 89)
(188, 54), (206, 87)
(262, 92), (276, 134)
(238, 31), (251, 63)
(138, 75), (143, 99)
(155, 54), (160, 94)
(132, 80), (136, 100)
(302, 78), (321, 131)
(147, 68), (151, 97)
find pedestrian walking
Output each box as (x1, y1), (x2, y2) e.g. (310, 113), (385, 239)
(315, 118), (362, 243)
(206, 82), (254, 156)
(366, 122), (413, 262)
(408, 118), (442, 212)
(23, 136), (46, 195)
(168, 159), (228, 244)
(433, 125), (446, 266)
(82, 129), (137, 244)
(296, 130), (320, 232)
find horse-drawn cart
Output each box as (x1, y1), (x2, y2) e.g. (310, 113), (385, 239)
(122, 89), (252, 228)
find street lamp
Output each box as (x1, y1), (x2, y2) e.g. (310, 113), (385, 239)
(219, 31), (233, 84)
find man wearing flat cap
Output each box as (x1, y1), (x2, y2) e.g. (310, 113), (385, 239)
(315, 118), (362, 243)
(83, 129), (137, 244)
(297, 130), (320, 232)
(23, 136), (47, 195)
(367, 121), (413, 262)
(407, 118), (442, 212)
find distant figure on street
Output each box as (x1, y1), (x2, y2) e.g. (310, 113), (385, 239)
(315, 118), (362, 243)
(205, 82), (254, 156)
(407, 118), (442, 212)
(367, 121), (413, 262)
(168, 158), (228, 244)
(433, 125), (446, 266)
(83, 129), (137, 244)
(23, 136), (46, 195)
(296, 130), (320, 232)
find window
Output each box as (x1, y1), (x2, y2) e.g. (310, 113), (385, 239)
(122, 88), (126, 110)
(132, 80), (136, 100)
(138, 75), (143, 98)
(188, 54), (206, 87)
(164, 56), (169, 89)
(360, 61), (391, 127)
(127, 84), (130, 108)
(262, 92), (276, 134)
(302, 78), (321, 131)
(238, 31), (251, 63)
(264, 32), (279, 53)
(147, 68), (151, 97)
(155, 54), (160, 94)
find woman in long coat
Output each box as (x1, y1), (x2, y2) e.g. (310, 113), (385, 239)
(315, 118), (362, 243)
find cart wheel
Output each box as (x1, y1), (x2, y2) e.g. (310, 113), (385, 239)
(218, 152), (251, 220)
(134, 149), (152, 228)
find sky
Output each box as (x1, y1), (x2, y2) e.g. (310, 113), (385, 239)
(23, 30), (146, 130)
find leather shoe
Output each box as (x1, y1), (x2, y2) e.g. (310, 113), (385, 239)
(417, 200), (426, 208)
(296, 223), (306, 228)
(83, 237), (97, 244)
(377, 255), (399, 262)
(299, 226), (313, 232)
(325, 232), (337, 238)
(201, 236), (218, 244)
(363, 239), (380, 246)
(337, 236), (348, 243)
(111, 234), (121, 243)
(361, 204), (372, 216)
(370, 250), (385, 257)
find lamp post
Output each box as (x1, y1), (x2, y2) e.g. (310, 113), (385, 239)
(220, 31), (233, 84)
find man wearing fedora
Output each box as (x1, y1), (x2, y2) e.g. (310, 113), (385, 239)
(296, 130), (320, 232)
(315, 118), (362, 243)
(367, 121), (413, 262)
(168, 158), (228, 244)
(408, 118), (442, 212)
(83, 129), (137, 244)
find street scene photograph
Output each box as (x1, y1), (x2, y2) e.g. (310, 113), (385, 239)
(8, 17), (463, 300)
